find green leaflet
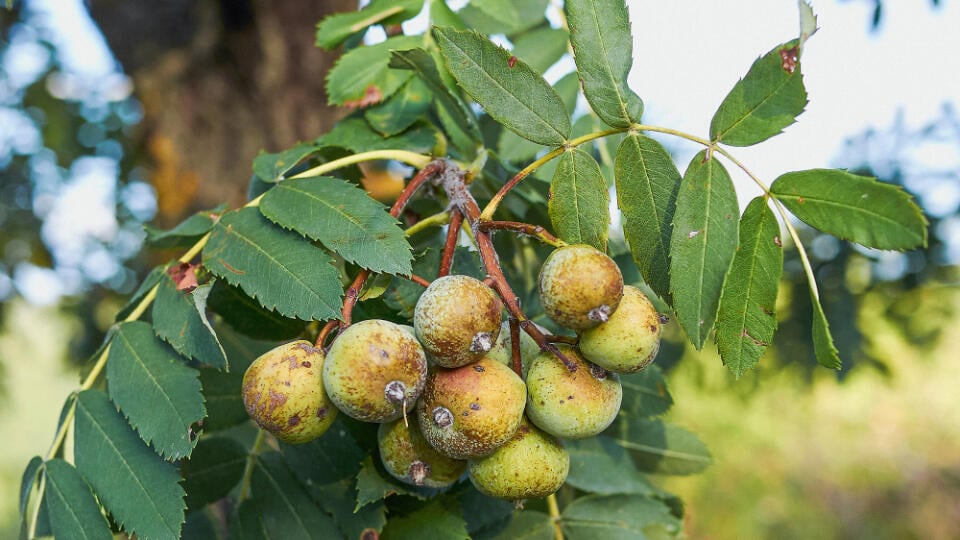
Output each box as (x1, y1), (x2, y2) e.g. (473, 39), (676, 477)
(380, 498), (470, 540)
(355, 455), (430, 511)
(771, 168), (928, 250)
(618, 365), (674, 418)
(512, 26), (570, 74)
(19, 455), (43, 518)
(710, 40), (807, 146)
(669, 151), (739, 349)
(43, 459), (113, 540)
(144, 206), (221, 249)
(182, 437), (247, 511)
(153, 277), (228, 370)
(562, 494), (682, 540)
(259, 176), (413, 275)
(365, 77), (433, 136)
(253, 141), (321, 183)
(716, 197), (783, 377)
(565, 436), (658, 496)
(608, 417), (713, 476)
(615, 133), (681, 303)
(74, 390), (186, 540)
(457, 0), (549, 37)
(326, 35), (423, 107)
(107, 321), (205, 459)
(317, 116), (440, 155)
(548, 148), (610, 251)
(250, 452), (341, 539)
(467, 0), (519, 27)
(205, 280), (306, 341)
(115, 266), (165, 322)
(202, 207), (343, 322)
(811, 289), (841, 369)
(315, 0), (423, 50)
(434, 27), (570, 146)
(565, 0), (644, 127)
(799, 0), (819, 46)
(489, 511), (554, 540)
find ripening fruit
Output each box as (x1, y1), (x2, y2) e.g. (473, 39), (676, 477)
(414, 275), (503, 368)
(378, 415), (466, 487)
(468, 417), (569, 501)
(417, 357), (526, 460)
(485, 320), (543, 377)
(525, 344), (622, 439)
(538, 244), (623, 330)
(579, 285), (661, 373)
(323, 319), (427, 423)
(242, 340), (337, 444)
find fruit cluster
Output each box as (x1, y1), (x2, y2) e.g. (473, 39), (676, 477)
(242, 243), (662, 502)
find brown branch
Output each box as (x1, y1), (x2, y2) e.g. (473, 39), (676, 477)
(404, 273), (432, 288)
(477, 220), (564, 247)
(438, 208), (464, 277)
(509, 317), (522, 377)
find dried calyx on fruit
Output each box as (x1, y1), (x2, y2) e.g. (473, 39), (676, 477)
(242, 340), (337, 444)
(538, 244), (624, 331)
(580, 285), (662, 373)
(378, 415), (466, 488)
(414, 275), (503, 368)
(323, 319), (428, 423)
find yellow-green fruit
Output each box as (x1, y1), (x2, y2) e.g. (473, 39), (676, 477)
(377, 416), (466, 487)
(538, 245), (623, 330)
(417, 357), (526, 459)
(525, 344), (622, 439)
(468, 417), (569, 500)
(485, 320), (542, 377)
(579, 286), (661, 373)
(414, 275), (503, 368)
(323, 319), (427, 423)
(242, 340), (337, 444)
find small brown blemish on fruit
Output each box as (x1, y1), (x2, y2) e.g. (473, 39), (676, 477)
(360, 528), (379, 540)
(301, 361), (312, 368)
(268, 389), (287, 411)
(649, 325), (657, 333)
(567, 395), (574, 400)
(317, 406), (328, 419)
(287, 414), (301, 427)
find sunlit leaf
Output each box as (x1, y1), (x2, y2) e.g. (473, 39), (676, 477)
(260, 176), (413, 275)
(615, 133), (681, 302)
(74, 390), (186, 540)
(434, 27), (570, 146)
(253, 141), (322, 183)
(798, 0), (819, 46)
(710, 40), (807, 146)
(317, 116), (440, 155)
(42, 459), (112, 540)
(315, 0), (423, 50)
(548, 148), (610, 251)
(608, 417), (712, 476)
(512, 26), (569, 74)
(468, 0), (518, 26)
(202, 208), (343, 322)
(326, 35), (422, 107)
(561, 494), (682, 540)
(107, 321), (205, 459)
(365, 77), (433, 136)
(716, 197), (783, 377)
(771, 168), (928, 250)
(457, 0), (549, 36)
(669, 151), (738, 348)
(565, 0), (644, 127)
(153, 277), (228, 370)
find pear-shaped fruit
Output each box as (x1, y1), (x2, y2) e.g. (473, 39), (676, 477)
(485, 320), (542, 378)
(414, 275), (503, 368)
(242, 340), (337, 444)
(525, 344), (622, 439)
(468, 417), (569, 501)
(580, 285), (661, 373)
(323, 319), (427, 423)
(378, 416), (466, 487)
(538, 244), (623, 330)
(417, 357), (526, 459)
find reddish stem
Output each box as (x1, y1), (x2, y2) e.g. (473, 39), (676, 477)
(544, 334), (578, 345)
(478, 220), (563, 246)
(404, 273), (432, 288)
(509, 317), (522, 377)
(438, 208), (464, 277)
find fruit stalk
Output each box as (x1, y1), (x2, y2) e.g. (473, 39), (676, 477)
(477, 220), (566, 247)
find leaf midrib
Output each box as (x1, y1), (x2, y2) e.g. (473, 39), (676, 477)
(45, 470), (95, 539)
(776, 192), (920, 241)
(611, 437), (713, 463)
(714, 61), (797, 143)
(722, 208), (771, 369)
(584, 1), (632, 123)
(255, 460), (313, 538)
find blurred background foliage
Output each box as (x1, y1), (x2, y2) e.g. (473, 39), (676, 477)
(0, 0), (957, 538)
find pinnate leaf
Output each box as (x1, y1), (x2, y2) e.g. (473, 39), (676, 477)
(144, 206), (221, 249)
(512, 26), (569, 74)
(565, 436), (657, 495)
(182, 437), (246, 510)
(771, 168), (927, 250)
(434, 27), (570, 146)
(565, 0), (644, 127)
(608, 417), (712, 476)
(548, 148), (610, 251)
(561, 494), (682, 540)
(260, 176), (413, 275)
(317, 116), (440, 155)
(115, 266), (164, 321)
(710, 40), (807, 146)
(380, 498), (469, 540)
(250, 452), (340, 539)
(811, 289), (841, 369)
(458, 0), (549, 37)
(42, 459), (112, 540)
(202, 207), (343, 321)
(315, 0), (423, 50)
(615, 133), (681, 302)
(19, 455), (43, 519)
(153, 277), (228, 369)
(107, 321), (205, 459)
(716, 197), (783, 377)
(74, 390), (186, 540)
(365, 77), (433, 136)
(253, 141), (322, 183)
(488, 511), (554, 540)
(618, 365), (673, 418)
(669, 151), (739, 348)
(326, 35), (422, 107)
(356, 455), (430, 510)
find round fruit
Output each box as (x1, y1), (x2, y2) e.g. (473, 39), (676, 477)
(417, 357), (526, 459)
(579, 285), (661, 373)
(323, 319), (428, 423)
(378, 416), (466, 487)
(468, 417), (569, 501)
(485, 320), (543, 377)
(538, 244), (623, 330)
(525, 344), (622, 439)
(414, 275), (503, 368)
(242, 340), (337, 444)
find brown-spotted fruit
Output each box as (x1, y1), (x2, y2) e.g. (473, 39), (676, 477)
(538, 244), (623, 330)
(323, 319), (427, 423)
(377, 415), (466, 487)
(468, 417), (569, 501)
(414, 275), (503, 368)
(579, 285), (661, 373)
(242, 340), (337, 444)
(525, 344), (622, 439)
(417, 357), (526, 459)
